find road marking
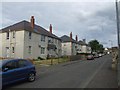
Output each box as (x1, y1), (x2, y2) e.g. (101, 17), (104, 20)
(79, 58), (108, 88)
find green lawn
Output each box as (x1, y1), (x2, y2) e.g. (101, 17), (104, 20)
(34, 58), (70, 65)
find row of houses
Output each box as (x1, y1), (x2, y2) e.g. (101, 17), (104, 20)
(0, 16), (91, 59)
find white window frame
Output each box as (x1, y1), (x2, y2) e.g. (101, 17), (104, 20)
(41, 47), (45, 54)
(29, 32), (32, 39)
(6, 32), (9, 39)
(13, 31), (15, 38)
(41, 35), (45, 42)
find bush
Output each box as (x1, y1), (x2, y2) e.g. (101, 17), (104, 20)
(38, 57), (44, 60)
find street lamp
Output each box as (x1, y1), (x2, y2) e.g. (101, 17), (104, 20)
(116, 0), (120, 48)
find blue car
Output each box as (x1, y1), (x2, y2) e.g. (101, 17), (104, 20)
(0, 59), (36, 86)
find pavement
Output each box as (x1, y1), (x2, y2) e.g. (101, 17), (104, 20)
(4, 54), (118, 89)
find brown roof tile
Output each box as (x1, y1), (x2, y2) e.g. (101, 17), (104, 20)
(1, 20), (61, 40)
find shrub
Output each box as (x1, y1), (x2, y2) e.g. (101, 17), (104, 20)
(38, 57), (44, 60)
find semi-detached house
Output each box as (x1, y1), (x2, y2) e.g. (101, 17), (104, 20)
(0, 16), (62, 59)
(61, 35), (78, 56)
(61, 33), (91, 56)
(78, 40), (91, 54)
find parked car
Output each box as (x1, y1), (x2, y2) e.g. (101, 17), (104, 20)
(87, 54), (94, 60)
(0, 59), (36, 86)
(94, 53), (99, 58)
(98, 53), (102, 57)
(101, 53), (105, 56)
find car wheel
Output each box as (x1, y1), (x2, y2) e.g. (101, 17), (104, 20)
(28, 73), (35, 82)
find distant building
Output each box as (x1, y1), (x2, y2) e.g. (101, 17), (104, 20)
(0, 16), (62, 59)
(61, 33), (91, 56)
(78, 40), (91, 54)
(61, 33), (78, 56)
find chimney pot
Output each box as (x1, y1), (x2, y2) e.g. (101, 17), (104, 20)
(76, 35), (78, 41)
(31, 16), (35, 29)
(70, 32), (72, 41)
(50, 24), (52, 33)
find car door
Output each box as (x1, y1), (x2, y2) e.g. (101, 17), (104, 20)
(2, 60), (18, 85)
(15, 60), (30, 79)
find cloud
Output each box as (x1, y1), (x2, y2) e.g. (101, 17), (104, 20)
(1, 0), (115, 2)
(1, 2), (118, 47)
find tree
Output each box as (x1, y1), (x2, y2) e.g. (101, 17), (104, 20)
(98, 44), (104, 53)
(88, 40), (104, 53)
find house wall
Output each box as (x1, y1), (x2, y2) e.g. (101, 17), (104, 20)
(23, 31), (41, 59)
(87, 46), (92, 53)
(0, 30), (61, 59)
(81, 45), (87, 53)
(47, 37), (62, 58)
(72, 43), (77, 55)
(76, 44), (82, 54)
(62, 42), (72, 56)
(62, 42), (89, 56)
(1, 31), (24, 58)
(81, 45), (92, 54)
(23, 30), (61, 59)
(15, 31), (25, 58)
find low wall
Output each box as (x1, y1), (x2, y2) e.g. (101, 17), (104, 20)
(70, 54), (87, 61)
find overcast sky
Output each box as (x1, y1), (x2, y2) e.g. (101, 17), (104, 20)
(0, 0), (120, 48)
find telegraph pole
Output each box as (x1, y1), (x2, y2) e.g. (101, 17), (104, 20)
(116, 0), (120, 47)
(115, 0), (120, 88)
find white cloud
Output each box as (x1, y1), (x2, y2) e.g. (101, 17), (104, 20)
(1, 0), (115, 2)
(1, 2), (118, 47)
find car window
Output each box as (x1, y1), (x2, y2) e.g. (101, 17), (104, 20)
(18, 60), (29, 68)
(3, 61), (17, 71)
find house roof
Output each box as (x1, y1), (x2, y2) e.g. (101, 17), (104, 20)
(0, 20), (61, 40)
(60, 35), (78, 43)
(60, 35), (89, 46)
(78, 40), (88, 45)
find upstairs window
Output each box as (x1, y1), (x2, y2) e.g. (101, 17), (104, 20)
(6, 32), (9, 39)
(48, 37), (53, 43)
(13, 31), (15, 38)
(29, 32), (32, 39)
(41, 35), (45, 42)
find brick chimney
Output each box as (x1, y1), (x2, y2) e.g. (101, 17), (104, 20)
(49, 24), (52, 34)
(70, 32), (72, 41)
(76, 35), (78, 41)
(30, 16), (35, 29)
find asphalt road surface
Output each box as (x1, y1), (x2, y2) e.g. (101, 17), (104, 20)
(5, 54), (118, 88)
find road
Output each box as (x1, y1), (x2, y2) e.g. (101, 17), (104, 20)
(5, 55), (118, 88)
